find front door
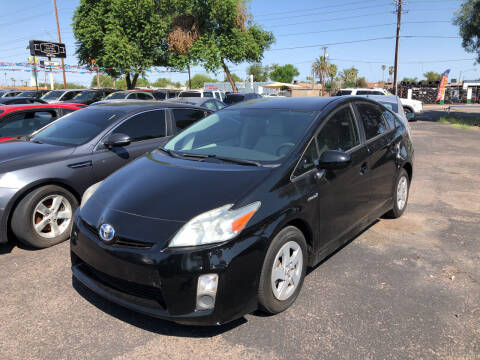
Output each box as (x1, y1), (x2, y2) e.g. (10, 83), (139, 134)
(314, 104), (371, 248)
(92, 109), (167, 182)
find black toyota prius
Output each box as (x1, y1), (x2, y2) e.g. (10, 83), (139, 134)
(71, 96), (414, 325)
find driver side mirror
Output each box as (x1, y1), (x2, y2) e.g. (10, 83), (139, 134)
(318, 150), (351, 170)
(405, 112), (415, 121)
(104, 133), (131, 148)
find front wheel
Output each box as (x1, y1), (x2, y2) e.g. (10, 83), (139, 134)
(11, 185), (78, 248)
(258, 226), (307, 314)
(385, 168), (410, 219)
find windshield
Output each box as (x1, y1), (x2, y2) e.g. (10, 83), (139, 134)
(380, 101), (398, 113)
(165, 109), (317, 163)
(106, 92), (128, 99)
(41, 90), (65, 100)
(30, 108), (126, 146)
(73, 91), (96, 101)
(179, 92), (201, 98)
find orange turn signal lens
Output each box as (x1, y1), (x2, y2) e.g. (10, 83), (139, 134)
(232, 210), (256, 233)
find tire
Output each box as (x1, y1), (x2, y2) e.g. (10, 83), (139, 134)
(258, 226), (307, 314)
(385, 168), (410, 219)
(11, 185), (78, 249)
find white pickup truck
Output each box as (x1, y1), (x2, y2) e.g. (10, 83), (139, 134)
(336, 88), (423, 116)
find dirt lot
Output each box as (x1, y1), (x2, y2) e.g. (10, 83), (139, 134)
(0, 113), (479, 360)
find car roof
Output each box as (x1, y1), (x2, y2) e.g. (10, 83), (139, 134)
(167, 97), (215, 105)
(359, 95), (399, 103)
(224, 96), (337, 111)
(90, 101), (207, 112)
(0, 103), (83, 112)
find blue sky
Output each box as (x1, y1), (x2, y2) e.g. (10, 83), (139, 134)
(1, 0), (476, 87)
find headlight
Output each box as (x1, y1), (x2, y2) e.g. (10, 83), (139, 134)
(168, 201), (261, 248)
(80, 181), (103, 209)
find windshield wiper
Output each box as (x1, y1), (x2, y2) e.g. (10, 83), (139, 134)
(158, 147), (180, 158)
(202, 154), (261, 167)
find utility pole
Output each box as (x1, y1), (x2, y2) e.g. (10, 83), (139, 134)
(53, 0), (67, 89)
(393, 0), (402, 95)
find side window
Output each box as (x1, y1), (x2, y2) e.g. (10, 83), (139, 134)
(317, 106), (359, 155)
(0, 111), (56, 137)
(113, 110), (166, 141)
(356, 103), (388, 140)
(172, 109), (206, 131)
(203, 101), (217, 111)
(382, 109), (396, 129)
(203, 92), (213, 98)
(137, 92), (152, 100)
(62, 92), (77, 101)
(293, 140), (319, 178)
(127, 93), (138, 100)
(215, 100), (226, 110)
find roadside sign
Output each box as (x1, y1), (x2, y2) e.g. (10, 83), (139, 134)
(29, 40), (66, 58)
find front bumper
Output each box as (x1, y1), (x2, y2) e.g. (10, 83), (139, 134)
(70, 213), (266, 325)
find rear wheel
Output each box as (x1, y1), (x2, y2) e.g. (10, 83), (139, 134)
(11, 185), (78, 248)
(385, 168), (410, 219)
(258, 226), (307, 314)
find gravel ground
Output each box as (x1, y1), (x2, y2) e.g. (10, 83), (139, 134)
(0, 114), (479, 360)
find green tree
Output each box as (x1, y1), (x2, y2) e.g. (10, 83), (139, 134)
(454, 0), (480, 62)
(166, 1), (274, 92)
(339, 67), (359, 87)
(188, 74), (218, 89)
(381, 65), (386, 82)
(247, 63), (269, 82)
(355, 76), (368, 88)
(269, 64), (299, 83)
(401, 77), (418, 82)
(326, 63), (338, 84)
(388, 66), (394, 79)
(152, 77), (181, 88)
(224, 73), (243, 82)
(73, 0), (170, 89)
(423, 71), (442, 81)
(90, 74), (116, 88)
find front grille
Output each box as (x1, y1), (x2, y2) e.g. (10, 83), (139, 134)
(78, 261), (166, 309)
(81, 219), (154, 250)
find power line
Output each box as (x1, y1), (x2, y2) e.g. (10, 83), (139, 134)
(261, 4), (393, 23)
(255, 0), (390, 17)
(275, 20), (452, 37)
(267, 35), (460, 52)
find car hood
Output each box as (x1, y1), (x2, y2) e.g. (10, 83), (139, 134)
(89, 150), (272, 222)
(0, 140), (74, 169)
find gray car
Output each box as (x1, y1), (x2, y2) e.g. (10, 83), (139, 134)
(357, 94), (414, 124)
(0, 102), (210, 248)
(165, 97), (226, 111)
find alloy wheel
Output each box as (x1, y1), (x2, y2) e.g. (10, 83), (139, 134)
(271, 241), (303, 301)
(397, 176), (408, 211)
(32, 195), (73, 239)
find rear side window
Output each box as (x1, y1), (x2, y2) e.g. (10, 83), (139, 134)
(317, 106), (359, 155)
(356, 103), (388, 140)
(137, 92), (153, 100)
(62, 91), (80, 101)
(382, 109), (396, 129)
(336, 90), (352, 96)
(0, 111), (57, 137)
(153, 92), (167, 100)
(203, 92), (213, 98)
(113, 110), (166, 141)
(179, 92), (201, 98)
(172, 109), (205, 130)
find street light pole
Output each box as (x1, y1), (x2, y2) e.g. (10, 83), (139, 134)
(53, 0), (67, 89)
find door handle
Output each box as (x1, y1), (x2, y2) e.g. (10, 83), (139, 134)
(360, 162), (368, 175)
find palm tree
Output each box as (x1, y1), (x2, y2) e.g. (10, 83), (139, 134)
(388, 66), (394, 82)
(312, 56), (328, 95)
(381, 65), (386, 83)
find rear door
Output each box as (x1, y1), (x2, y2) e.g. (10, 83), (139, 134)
(354, 101), (397, 212)
(91, 109), (167, 182)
